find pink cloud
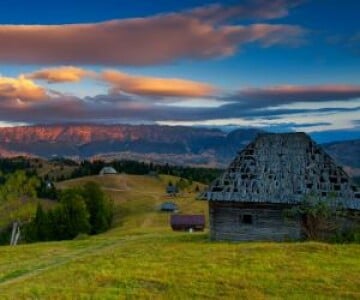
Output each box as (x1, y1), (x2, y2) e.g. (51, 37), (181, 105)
(100, 70), (216, 97)
(190, 0), (303, 23)
(0, 3), (305, 65)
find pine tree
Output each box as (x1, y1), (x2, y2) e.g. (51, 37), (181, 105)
(80, 182), (113, 234)
(58, 189), (90, 239)
(33, 203), (49, 241)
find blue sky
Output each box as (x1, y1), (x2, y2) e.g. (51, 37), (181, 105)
(0, 0), (359, 142)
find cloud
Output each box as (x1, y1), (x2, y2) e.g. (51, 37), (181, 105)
(190, 0), (303, 23)
(226, 85), (360, 106)
(24, 66), (216, 98)
(0, 3), (305, 65)
(0, 91), (358, 125)
(0, 75), (47, 103)
(100, 70), (216, 97)
(0, 76), (358, 134)
(26, 66), (93, 83)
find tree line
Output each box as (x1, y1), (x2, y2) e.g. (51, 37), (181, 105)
(0, 169), (114, 244)
(0, 157), (222, 186)
(70, 160), (222, 184)
(25, 182), (114, 242)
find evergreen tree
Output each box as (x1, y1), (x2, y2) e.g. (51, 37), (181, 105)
(80, 182), (113, 234)
(57, 189), (90, 239)
(33, 203), (49, 241)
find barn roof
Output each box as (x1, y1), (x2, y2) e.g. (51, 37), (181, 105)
(206, 132), (360, 209)
(99, 166), (117, 175)
(170, 215), (205, 226)
(160, 202), (178, 210)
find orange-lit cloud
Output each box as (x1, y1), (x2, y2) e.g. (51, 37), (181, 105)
(0, 75), (47, 102)
(26, 66), (93, 83)
(100, 70), (216, 97)
(0, 3), (305, 65)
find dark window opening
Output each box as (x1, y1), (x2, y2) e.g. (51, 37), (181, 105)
(330, 177), (338, 183)
(241, 214), (253, 224)
(334, 184), (341, 191)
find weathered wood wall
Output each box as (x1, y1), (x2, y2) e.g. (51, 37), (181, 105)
(209, 202), (301, 241)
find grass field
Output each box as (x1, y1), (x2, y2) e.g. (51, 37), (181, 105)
(0, 174), (359, 299)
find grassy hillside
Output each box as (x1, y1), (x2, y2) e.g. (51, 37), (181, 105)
(0, 174), (359, 299)
(56, 174), (208, 232)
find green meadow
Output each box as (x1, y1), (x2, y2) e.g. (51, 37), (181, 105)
(0, 174), (359, 299)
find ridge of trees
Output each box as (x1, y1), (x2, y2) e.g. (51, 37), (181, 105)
(0, 157), (222, 186)
(70, 160), (221, 184)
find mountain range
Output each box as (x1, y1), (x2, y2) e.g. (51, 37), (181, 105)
(0, 125), (358, 172)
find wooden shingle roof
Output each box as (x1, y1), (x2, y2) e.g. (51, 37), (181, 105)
(206, 132), (360, 209)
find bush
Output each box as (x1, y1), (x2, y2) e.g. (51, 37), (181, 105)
(284, 194), (358, 242)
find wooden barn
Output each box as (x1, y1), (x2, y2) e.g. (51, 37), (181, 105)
(206, 132), (360, 241)
(170, 215), (205, 232)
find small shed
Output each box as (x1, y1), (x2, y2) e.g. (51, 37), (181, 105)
(170, 215), (205, 231)
(160, 202), (178, 212)
(166, 185), (178, 196)
(99, 166), (117, 175)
